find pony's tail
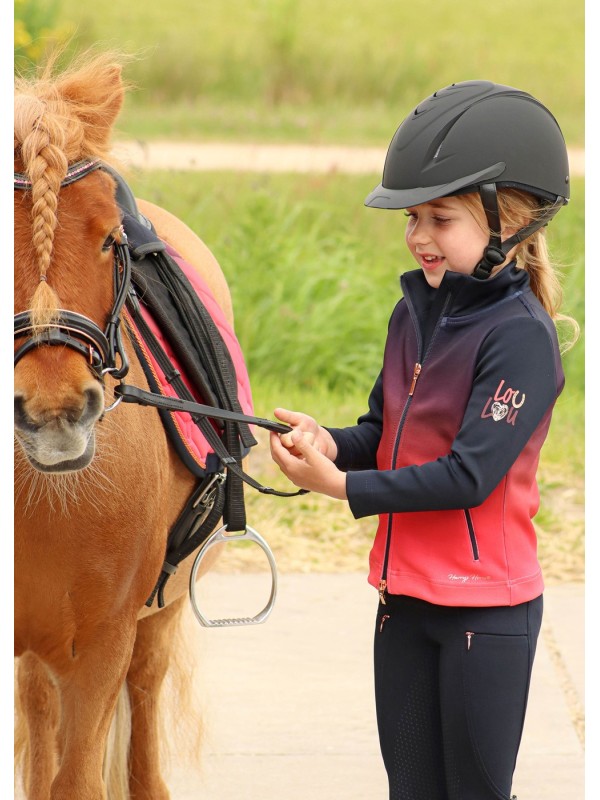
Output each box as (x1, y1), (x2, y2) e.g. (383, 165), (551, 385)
(103, 603), (206, 799)
(104, 686), (131, 800)
(157, 603), (207, 777)
(14, 672), (28, 797)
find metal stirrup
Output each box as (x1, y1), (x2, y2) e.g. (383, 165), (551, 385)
(189, 525), (278, 627)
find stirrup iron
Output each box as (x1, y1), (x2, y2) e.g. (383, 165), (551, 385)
(189, 525), (278, 627)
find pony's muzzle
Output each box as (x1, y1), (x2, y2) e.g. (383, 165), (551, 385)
(14, 385), (105, 430)
(14, 384), (105, 471)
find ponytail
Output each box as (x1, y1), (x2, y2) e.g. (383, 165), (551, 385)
(497, 189), (579, 353)
(463, 189), (580, 352)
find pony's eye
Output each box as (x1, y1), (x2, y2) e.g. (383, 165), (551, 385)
(102, 235), (115, 252)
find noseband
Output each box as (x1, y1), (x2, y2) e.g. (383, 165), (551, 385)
(14, 159), (131, 384)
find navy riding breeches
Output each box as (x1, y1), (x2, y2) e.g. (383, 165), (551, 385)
(374, 593), (543, 800)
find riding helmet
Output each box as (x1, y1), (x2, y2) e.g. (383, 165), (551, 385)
(365, 80), (570, 278)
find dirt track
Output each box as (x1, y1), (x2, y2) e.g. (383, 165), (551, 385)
(113, 140), (585, 176)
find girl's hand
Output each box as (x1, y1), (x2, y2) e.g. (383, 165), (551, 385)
(270, 428), (347, 500)
(273, 408), (338, 460)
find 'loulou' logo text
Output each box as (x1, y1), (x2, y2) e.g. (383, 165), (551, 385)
(480, 379), (526, 426)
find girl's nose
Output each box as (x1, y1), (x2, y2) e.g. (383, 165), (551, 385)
(406, 219), (430, 245)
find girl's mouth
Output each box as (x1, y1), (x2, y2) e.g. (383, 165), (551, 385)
(419, 254), (444, 270)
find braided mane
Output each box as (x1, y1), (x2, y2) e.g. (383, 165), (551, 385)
(14, 51), (127, 326)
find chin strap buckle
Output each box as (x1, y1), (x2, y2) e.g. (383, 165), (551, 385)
(472, 245), (506, 280)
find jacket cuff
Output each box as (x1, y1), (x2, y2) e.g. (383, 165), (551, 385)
(346, 470), (381, 519)
(324, 427), (355, 471)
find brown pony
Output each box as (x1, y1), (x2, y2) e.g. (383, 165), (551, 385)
(14, 52), (239, 799)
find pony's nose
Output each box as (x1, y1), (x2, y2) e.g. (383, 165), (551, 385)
(14, 384), (105, 430)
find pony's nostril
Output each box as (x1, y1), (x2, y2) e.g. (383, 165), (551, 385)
(14, 395), (38, 432)
(81, 384), (105, 423)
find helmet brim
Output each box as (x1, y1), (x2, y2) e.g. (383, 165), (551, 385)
(364, 162), (507, 209)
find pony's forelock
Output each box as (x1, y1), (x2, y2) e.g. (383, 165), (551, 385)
(15, 48), (130, 312)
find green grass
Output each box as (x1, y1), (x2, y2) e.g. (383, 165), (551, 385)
(31, 0), (584, 146)
(126, 169), (584, 484)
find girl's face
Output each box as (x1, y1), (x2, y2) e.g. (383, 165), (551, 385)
(404, 196), (499, 288)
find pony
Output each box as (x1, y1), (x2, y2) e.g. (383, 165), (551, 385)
(14, 51), (249, 800)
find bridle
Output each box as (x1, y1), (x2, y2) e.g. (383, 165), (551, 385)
(13, 157), (295, 442)
(14, 159), (131, 397)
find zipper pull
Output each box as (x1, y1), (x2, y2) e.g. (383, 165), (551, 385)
(466, 631), (475, 651)
(409, 362), (422, 396)
(379, 614), (390, 633)
(378, 579), (387, 605)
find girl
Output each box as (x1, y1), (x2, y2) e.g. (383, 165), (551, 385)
(270, 81), (579, 800)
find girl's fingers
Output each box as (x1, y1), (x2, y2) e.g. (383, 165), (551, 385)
(274, 407), (303, 424)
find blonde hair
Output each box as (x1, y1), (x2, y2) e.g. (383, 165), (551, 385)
(462, 189), (579, 352)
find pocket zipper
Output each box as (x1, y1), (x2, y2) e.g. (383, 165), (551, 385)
(464, 509), (479, 561)
(379, 614), (390, 633)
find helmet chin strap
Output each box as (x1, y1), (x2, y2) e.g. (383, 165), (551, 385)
(471, 183), (567, 280)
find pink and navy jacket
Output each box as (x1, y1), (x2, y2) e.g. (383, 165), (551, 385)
(327, 263), (564, 607)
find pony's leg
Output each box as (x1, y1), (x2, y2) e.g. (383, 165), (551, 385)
(16, 652), (60, 800)
(50, 619), (137, 800)
(127, 596), (186, 800)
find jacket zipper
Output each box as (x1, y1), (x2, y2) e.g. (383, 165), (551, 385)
(464, 509), (480, 561)
(378, 360), (421, 604)
(378, 291), (453, 605)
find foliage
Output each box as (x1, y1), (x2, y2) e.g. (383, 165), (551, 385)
(127, 170), (584, 421)
(14, 0), (74, 72)
(54, 0), (584, 145)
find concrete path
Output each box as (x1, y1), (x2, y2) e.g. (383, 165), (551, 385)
(113, 140), (585, 178)
(165, 573), (585, 800)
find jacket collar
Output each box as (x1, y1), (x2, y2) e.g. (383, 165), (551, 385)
(400, 261), (530, 319)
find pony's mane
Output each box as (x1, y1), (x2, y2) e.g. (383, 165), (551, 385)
(14, 50), (129, 326)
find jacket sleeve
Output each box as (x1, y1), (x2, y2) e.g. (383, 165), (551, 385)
(345, 316), (563, 518)
(324, 370), (384, 471)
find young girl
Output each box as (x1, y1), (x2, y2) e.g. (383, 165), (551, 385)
(270, 81), (578, 800)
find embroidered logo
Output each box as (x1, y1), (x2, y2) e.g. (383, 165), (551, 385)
(448, 574), (491, 583)
(481, 379), (526, 426)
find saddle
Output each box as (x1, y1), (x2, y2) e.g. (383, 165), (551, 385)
(111, 168), (267, 608)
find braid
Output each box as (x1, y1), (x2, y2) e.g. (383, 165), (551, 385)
(15, 94), (70, 328)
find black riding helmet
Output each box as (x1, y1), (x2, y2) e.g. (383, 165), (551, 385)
(365, 81), (570, 279)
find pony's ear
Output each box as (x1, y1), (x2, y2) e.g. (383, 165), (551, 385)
(59, 61), (125, 152)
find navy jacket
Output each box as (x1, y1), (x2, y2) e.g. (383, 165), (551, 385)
(328, 264), (564, 606)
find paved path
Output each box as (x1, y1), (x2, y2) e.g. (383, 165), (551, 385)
(163, 573), (584, 799)
(113, 140), (585, 177)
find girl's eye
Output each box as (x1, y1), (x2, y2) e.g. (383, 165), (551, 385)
(432, 216), (451, 224)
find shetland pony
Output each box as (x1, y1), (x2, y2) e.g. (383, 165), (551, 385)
(14, 52), (239, 800)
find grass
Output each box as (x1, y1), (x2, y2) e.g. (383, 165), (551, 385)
(126, 168), (585, 581)
(24, 0), (584, 146)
